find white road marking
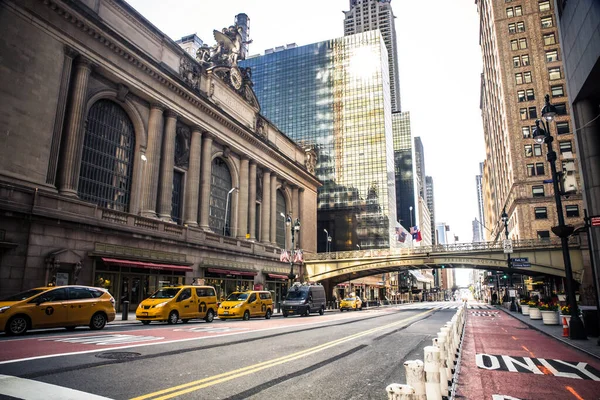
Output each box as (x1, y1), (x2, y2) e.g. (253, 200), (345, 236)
(0, 374), (114, 399)
(39, 334), (164, 345)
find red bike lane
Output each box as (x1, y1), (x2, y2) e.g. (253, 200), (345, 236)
(456, 309), (600, 400)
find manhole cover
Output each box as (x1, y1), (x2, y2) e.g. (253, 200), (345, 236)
(96, 352), (141, 360)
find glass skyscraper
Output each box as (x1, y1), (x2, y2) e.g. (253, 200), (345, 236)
(391, 111), (415, 232)
(241, 31), (396, 251)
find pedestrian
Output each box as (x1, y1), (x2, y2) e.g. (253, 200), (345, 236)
(491, 291), (498, 305)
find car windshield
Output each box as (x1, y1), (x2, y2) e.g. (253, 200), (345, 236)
(344, 298), (356, 301)
(0, 289), (47, 302)
(285, 291), (307, 300)
(226, 293), (248, 301)
(149, 288), (181, 299)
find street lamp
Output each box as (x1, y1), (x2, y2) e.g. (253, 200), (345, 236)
(287, 215), (301, 285)
(223, 187), (238, 236)
(323, 229), (329, 254)
(502, 207), (517, 311)
(532, 94), (586, 339)
(356, 244), (361, 250)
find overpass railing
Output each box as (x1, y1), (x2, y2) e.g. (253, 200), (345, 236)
(305, 237), (579, 261)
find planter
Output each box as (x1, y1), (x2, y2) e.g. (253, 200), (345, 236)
(529, 307), (542, 320)
(521, 304), (530, 315)
(541, 310), (559, 325)
(560, 315), (571, 327)
(557, 294), (566, 301)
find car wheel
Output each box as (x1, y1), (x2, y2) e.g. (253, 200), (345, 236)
(89, 312), (107, 330)
(319, 307), (324, 315)
(304, 307), (311, 317)
(65, 326), (77, 331)
(265, 309), (272, 319)
(205, 309), (215, 323)
(6, 315), (29, 335)
(243, 310), (250, 321)
(283, 312), (289, 318)
(167, 311), (179, 325)
(340, 308), (344, 312)
(141, 320), (151, 325)
(182, 319), (190, 324)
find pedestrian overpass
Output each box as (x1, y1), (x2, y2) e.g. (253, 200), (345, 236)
(304, 238), (584, 287)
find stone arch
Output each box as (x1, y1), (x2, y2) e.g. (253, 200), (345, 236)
(208, 151), (240, 236)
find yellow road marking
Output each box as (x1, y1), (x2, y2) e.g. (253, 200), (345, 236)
(131, 310), (433, 400)
(565, 386), (584, 400)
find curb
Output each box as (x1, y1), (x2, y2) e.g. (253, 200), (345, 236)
(496, 306), (600, 361)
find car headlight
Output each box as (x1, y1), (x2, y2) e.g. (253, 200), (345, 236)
(154, 302), (168, 308)
(233, 303), (243, 308)
(0, 306), (10, 314)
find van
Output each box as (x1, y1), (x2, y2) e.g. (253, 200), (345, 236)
(282, 283), (326, 317)
(217, 290), (273, 320)
(136, 285), (218, 325)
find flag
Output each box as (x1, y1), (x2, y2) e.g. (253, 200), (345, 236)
(411, 226), (422, 242)
(398, 231), (407, 243)
(293, 249), (304, 263)
(279, 250), (290, 263)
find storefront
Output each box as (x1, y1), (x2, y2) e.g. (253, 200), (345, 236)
(264, 272), (290, 312)
(204, 268), (257, 302)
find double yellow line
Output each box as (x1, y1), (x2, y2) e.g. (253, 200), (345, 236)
(131, 310), (433, 400)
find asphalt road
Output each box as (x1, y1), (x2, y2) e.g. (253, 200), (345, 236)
(0, 303), (467, 400)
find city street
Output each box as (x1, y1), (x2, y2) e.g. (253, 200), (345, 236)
(0, 303), (466, 399)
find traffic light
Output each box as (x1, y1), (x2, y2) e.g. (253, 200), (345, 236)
(441, 265), (445, 269)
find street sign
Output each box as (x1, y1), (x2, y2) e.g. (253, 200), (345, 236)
(592, 216), (600, 227)
(510, 257), (528, 262)
(511, 262), (531, 267)
(503, 239), (513, 254)
(543, 179), (553, 184)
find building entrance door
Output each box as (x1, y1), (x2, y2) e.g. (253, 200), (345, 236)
(120, 275), (144, 312)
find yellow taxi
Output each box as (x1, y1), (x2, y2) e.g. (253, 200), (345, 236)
(217, 291), (273, 320)
(136, 285), (218, 325)
(339, 296), (363, 312)
(0, 286), (116, 335)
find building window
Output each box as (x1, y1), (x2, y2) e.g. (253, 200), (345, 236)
(536, 162), (545, 175)
(526, 163), (535, 176)
(559, 141), (572, 153)
(555, 103), (567, 115)
(515, 73), (523, 84)
(562, 160), (575, 174)
(544, 33), (556, 45)
(515, 5), (522, 15)
(526, 89), (535, 101)
(508, 23), (516, 34)
(534, 143), (542, 156)
(276, 190), (286, 248)
(519, 38), (527, 49)
(551, 85), (564, 97)
(535, 207), (548, 219)
(541, 16), (553, 28)
(78, 99), (135, 212)
(522, 126), (531, 138)
(556, 121), (569, 134)
(511, 39), (519, 50)
(517, 22), (525, 32)
(520, 108), (529, 121)
(549, 67), (561, 80)
(522, 55), (530, 66)
(209, 157), (233, 235)
(537, 230), (550, 240)
(529, 107), (537, 119)
(524, 144), (533, 156)
(517, 90), (526, 102)
(566, 205), (579, 218)
(513, 56), (520, 67)
(506, 7), (514, 17)
(532, 186), (545, 197)
(546, 49), (559, 62)
(539, 1), (551, 12)
(524, 71), (532, 83)
(171, 171), (184, 225)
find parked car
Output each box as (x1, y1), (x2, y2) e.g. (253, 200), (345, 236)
(339, 296), (362, 311)
(282, 283), (326, 317)
(136, 285), (217, 325)
(217, 291), (273, 320)
(0, 285), (116, 335)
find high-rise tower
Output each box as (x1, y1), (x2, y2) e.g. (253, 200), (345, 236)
(344, 0), (401, 112)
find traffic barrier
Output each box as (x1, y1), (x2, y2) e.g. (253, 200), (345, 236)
(404, 360), (426, 400)
(562, 316), (569, 337)
(424, 346), (442, 399)
(386, 383), (416, 400)
(433, 336), (449, 396)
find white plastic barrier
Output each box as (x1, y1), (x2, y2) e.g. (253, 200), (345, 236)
(386, 383), (416, 400)
(433, 336), (449, 396)
(424, 346), (442, 400)
(404, 360), (426, 400)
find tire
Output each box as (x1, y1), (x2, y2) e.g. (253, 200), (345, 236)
(89, 312), (107, 330)
(141, 320), (151, 325)
(6, 315), (28, 335)
(65, 326), (77, 331)
(205, 309), (214, 323)
(319, 307), (324, 315)
(283, 312), (289, 318)
(340, 308), (344, 312)
(265, 309), (272, 319)
(242, 310), (250, 321)
(182, 319), (190, 324)
(304, 307), (311, 317)
(167, 311), (179, 325)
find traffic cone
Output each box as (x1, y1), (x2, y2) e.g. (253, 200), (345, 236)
(562, 316), (569, 337)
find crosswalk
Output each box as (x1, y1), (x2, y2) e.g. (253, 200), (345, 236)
(393, 302), (494, 311)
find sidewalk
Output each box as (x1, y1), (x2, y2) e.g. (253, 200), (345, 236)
(455, 306), (600, 400)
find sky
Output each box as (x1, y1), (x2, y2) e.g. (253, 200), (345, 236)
(124, 0), (485, 280)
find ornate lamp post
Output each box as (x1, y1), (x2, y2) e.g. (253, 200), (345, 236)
(532, 94), (586, 340)
(502, 207), (517, 311)
(286, 215), (301, 285)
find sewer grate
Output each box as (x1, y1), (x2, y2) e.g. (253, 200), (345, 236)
(95, 351), (141, 360)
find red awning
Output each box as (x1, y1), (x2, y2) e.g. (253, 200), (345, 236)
(267, 273), (289, 280)
(207, 268), (257, 276)
(101, 258), (192, 272)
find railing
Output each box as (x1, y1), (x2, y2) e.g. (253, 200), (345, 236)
(306, 237), (580, 261)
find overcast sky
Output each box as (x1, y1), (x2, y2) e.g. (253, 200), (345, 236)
(125, 0), (486, 256)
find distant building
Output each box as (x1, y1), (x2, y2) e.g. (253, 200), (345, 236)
(472, 219), (483, 243)
(175, 33), (203, 57)
(392, 112), (415, 232)
(474, 162), (485, 242)
(425, 176), (436, 244)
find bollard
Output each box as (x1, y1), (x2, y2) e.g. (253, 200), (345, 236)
(121, 301), (129, 321)
(386, 383), (416, 400)
(424, 346), (442, 400)
(404, 360), (426, 400)
(434, 336), (449, 396)
(562, 316), (569, 337)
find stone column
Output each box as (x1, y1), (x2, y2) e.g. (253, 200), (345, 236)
(199, 134), (214, 230)
(261, 170), (271, 244)
(184, 127), (202, 226)
(237, 157), (249, 239)
(270, 173), (278, 245)
(157, 110), (177, 221)
(298, 188), (305, 249)
(140, 104), (164, 218)
(58, 57), (93, 196)
(248, 162), (257, 240)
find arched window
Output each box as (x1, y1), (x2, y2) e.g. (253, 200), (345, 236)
(78, 99), (135, 211)
(276, 190), (286, 248)
(209, 158), (233, 235)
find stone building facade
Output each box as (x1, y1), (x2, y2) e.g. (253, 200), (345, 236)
(0, 0), (319, 309)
